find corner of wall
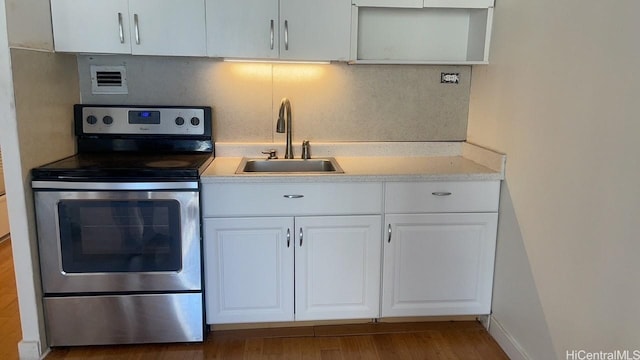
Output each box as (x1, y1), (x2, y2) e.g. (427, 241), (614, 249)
(488, 316), (531, 360)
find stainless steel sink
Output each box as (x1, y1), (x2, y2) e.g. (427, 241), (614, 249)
(236, 157), (344, 174)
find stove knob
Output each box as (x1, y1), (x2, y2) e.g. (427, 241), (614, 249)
(175, 117), (185, 126)
(103, 116), (114, 125)
(190, 117), (200, 126)
(86, 115), (97, 125)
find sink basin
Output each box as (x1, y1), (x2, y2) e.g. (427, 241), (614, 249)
(236, 158), (344, 174)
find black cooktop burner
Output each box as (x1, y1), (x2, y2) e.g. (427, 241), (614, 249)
(31, 153), (214, 182)
(146, 160), (193, 168)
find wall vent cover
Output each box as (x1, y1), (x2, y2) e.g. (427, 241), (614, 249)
(90, 65), (128, 94)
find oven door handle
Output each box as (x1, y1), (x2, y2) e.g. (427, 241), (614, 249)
(31, 181), (199, 191)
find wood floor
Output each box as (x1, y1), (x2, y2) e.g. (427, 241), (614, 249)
(0, 239), (21, 360)
(46, 321), (508, 359)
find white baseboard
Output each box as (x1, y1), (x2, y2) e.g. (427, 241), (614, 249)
(0, 194), (10, 238)
(477, 315), (490, 329)
(489, 316), (530, 360)
(18, 340), (42, 360)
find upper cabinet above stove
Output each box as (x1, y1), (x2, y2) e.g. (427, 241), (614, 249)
(350, 0), (495, 64)
(49, 0), (493, 64)
(50, 0), (206, 56)
(206, 0), (351, 61)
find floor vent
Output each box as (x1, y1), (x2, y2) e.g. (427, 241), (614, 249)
(90, 65), (128, 94)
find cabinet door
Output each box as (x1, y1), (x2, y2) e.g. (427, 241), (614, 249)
(206, 0), (279, 59)
(382, 213), (497, 316)
(295, 215), (381, 321)
(51, 0), (131, 54)
(279, 0), (352, 61)
(129, 0), (206, 56)
(204, 217), (294, 324)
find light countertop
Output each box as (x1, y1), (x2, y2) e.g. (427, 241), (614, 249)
(202, 142), (505, 183)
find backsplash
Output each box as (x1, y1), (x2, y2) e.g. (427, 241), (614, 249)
(78, 55), (470, 143)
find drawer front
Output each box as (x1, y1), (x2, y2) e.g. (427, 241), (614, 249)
(385, 181), (500, 213)
(203, 182), (383, 217)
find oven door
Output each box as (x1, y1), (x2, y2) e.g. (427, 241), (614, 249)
(34, 182), (201, 294)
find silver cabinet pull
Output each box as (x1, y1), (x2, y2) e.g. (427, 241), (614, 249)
(387, 224), (392, 243)
(270, 20), (274, 50)
(283, 194), (304, 199)
(284, 20), (289, 50)
(134, 14), (140, 45)
(118, 13), (124, 43)
(432, 192), (452, 196)
(299, 227), (303, 247)
(286, 228), (290, 248)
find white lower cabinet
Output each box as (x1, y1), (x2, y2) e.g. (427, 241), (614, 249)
(382, 213), (498, 316)
(204, 217), (294, 324)
(202, 180), (500, 325)
(204, 214), (381, 324)
(295, 215), (381, 321)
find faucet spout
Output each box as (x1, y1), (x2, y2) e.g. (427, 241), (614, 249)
(276, 98), (293, 159)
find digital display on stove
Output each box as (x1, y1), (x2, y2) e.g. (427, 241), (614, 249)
(128, 110), (161, 124)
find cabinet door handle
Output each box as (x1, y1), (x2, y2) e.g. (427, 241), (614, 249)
(387, 224), (392, 243)
(286, 228), (290, 248)
(284, 20), (289, 51)
(118, 13), (124, 44)
(270, 20), (274, 50)
(283, 194), (304, 199)
(299, 227), (303, 247)
(432, 192), (452, 196)
(134, 14), (140, 45)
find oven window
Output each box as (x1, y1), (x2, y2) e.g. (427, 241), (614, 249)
(58, 200), (182, 273)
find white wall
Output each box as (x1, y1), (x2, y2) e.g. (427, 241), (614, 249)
(2, 1), (78, 358)
(0, 1), (45, 356)
(468, 0), (640, 358)
(4, 48), (79, 359)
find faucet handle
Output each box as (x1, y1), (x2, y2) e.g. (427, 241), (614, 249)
(301, 140), (310, 159)
(262, 149), (278, 159)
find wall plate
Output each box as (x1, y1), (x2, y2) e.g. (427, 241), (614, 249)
(90, 65), (128, 95)
(441, 73), (460, 84)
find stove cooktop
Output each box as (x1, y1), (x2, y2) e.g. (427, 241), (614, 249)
(32, 105), (215, 182)
(31, 153), (214, 182)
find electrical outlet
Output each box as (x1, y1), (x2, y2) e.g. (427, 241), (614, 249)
(441, 73), (460, 84)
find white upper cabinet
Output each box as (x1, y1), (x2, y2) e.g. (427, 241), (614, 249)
(51, 0), (206, 56)
(206, 0), (279, 59)
(351, 0), (495, 64)
(352, 0), (422, 7)
(353, 0), (493, 8)
(128, 0), (206, 56)
(278, 0), (351, 61)
(206, 0), (352, 61)
(423, 0), (494, 8)
(51, 0), (131, 54)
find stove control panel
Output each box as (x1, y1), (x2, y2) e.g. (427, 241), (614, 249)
(80, 106), (207, 135)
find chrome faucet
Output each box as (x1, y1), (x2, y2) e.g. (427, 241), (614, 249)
(276, 98), (293, 159)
